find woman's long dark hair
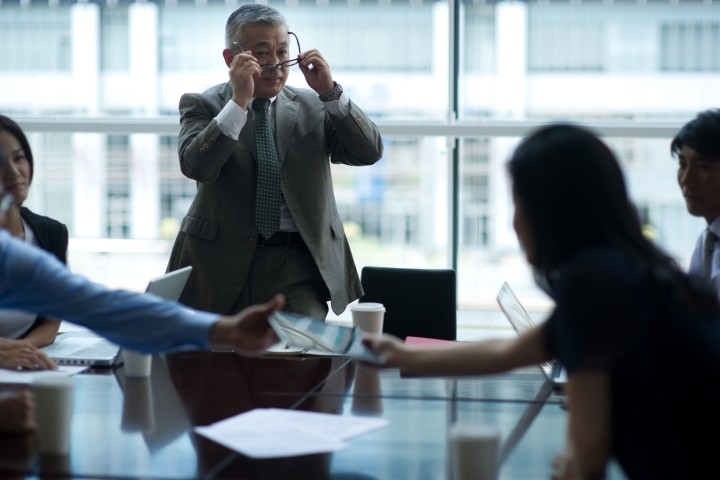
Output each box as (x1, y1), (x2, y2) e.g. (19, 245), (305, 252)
(507, 124), (713, 309)
(0, 114), (34, 183)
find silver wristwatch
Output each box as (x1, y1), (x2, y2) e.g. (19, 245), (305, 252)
(318, 82), (343, 102)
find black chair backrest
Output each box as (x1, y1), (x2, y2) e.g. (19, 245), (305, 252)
(359, 266), (457, 341)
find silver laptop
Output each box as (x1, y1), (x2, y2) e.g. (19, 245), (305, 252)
(496, 282), (567, 388)
(41, 266), (193, 367)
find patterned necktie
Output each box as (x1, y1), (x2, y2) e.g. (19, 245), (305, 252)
(703, 229), (718, 278)
(252, 98), (281, 240)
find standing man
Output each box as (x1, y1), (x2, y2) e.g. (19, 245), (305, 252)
(167, 4), (383, 320)
(673, 108), (720, 295)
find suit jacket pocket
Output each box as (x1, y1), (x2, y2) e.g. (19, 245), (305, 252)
(180, 215), (218, 241)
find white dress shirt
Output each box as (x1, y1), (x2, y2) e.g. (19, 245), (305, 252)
(215, 91), (349, 234)
(688, 216), (720, 298)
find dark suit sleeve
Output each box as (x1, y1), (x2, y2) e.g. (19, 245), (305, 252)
(325, 98), (384, 167)
(178, 91), (240, 184)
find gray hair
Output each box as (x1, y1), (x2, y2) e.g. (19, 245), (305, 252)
(225, 4), (288, 49)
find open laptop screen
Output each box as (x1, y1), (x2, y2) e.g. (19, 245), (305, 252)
(496, 282), (566, 387)
(41, 266), (193, 367)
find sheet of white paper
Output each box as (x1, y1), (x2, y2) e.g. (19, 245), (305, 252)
(195, 408), (388, 459)
(0, 365), (87, 384)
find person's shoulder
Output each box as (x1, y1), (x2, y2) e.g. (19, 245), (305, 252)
(282, 85), (318, 103)
(20, 207), (67, 232)
(563, 246), (629, 270)
(557, 247), (641, 290)
(180, 82), (230, 102)
(200, 82), (230, 97)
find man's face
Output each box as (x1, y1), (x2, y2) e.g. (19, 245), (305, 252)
(677, 144), (720, 224)
(237, 24), (292, 99)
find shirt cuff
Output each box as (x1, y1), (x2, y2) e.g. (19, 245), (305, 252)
(324, 93), (349, 118)
(216, 100), (248, 140)
(175, 309), (222, 351)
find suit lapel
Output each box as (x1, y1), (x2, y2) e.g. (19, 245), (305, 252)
(220, 85), (297, 165)
(275, 89), (299, 166)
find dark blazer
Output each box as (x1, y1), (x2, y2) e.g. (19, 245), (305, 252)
(20, 206), (68, 265)
(167, 83), (383, 315)
(19, 206), (69, 330)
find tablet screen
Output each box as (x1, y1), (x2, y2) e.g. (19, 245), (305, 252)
(269, 311), (384, 364)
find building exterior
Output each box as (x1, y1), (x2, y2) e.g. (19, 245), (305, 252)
(1, 0), (718, 307)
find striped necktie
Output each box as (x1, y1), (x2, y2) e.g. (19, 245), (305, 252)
(252, 98), (281, 240)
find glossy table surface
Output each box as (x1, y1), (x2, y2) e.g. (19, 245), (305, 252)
(0, 350), (586, 479)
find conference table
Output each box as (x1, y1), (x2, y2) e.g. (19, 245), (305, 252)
(0, 349), (587, 479)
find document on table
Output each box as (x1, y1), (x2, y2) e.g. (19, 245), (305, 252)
(0, 365), (87, 384)
(195, 408), (388, 458)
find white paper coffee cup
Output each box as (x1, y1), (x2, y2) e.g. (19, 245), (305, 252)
(123, 350), (152, 378)
(449, 423), (501, 480)
(350, 302), (385, 334)
(32, 374), (75, 456)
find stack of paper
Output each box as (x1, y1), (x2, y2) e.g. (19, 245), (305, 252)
(195, 408), (388, 458)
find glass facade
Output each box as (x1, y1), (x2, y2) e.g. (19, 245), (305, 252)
(0, 0), (718, 310)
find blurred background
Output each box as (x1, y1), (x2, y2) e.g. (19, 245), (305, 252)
(1, 0), (716, 320)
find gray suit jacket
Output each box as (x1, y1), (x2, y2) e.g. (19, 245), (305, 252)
(167, 83), (383, 315)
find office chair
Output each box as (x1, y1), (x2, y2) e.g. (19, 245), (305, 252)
(359, 266), (457, 341)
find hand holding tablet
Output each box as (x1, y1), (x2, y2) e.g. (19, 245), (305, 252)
(268, 311), (385, 364)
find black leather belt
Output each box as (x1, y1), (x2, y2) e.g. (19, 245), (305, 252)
(257, 231), (305, 247)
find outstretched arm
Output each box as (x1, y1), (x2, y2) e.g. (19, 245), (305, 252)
(210, 294), (285, 354)
(0, 231), (279, 355)
(365, 323), (551, 377)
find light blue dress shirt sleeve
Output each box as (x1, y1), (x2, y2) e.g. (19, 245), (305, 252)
(0, 230), (219, 353)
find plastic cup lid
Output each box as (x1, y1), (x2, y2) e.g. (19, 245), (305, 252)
(351, 302), (386, 312)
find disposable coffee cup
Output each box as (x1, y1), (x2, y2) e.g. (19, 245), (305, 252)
(350, 302), (385, 334)
(32, 374), (75, 456)
(123, 350), (152, 378)
(449, 423), (500, 480)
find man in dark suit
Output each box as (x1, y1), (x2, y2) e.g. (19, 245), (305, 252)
(167, 4), (383, 320)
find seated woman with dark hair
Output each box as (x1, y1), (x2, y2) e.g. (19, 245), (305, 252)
(0, 114), (67, 347)
(366, 124), (720, 479)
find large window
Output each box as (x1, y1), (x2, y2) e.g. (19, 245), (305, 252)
(1, 0), (717, 310)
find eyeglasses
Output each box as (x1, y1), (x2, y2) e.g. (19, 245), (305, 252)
(232, 32), (301, 71)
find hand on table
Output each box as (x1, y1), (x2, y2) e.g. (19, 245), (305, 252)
(0, 338), (56, 371)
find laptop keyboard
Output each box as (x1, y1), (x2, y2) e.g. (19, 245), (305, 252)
(74, 340), (119, 358)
